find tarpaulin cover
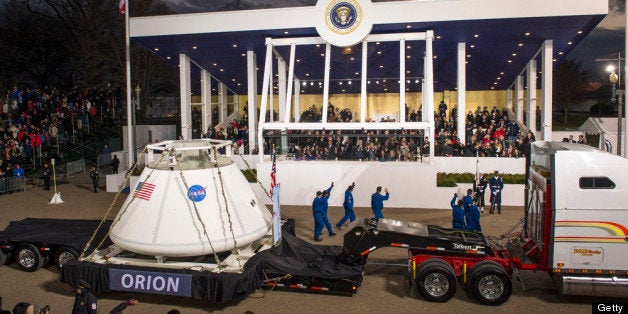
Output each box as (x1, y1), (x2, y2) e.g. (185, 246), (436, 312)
(0, 218), (111, 251)
(61, 220), (364, 302)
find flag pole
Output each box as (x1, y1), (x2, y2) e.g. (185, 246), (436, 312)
(125, 0), (134, 169)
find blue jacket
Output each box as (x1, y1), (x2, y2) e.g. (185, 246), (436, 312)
(13, 167), (25, 178)
(451, 197), (466, 230)
(343, 189), (354, 209)
(465, 204), (482, 232)
(371, 192), (390, 211)
(462, 195), (473, 211)
(321, 185), (333, 213)
(312, 197), (325, 214)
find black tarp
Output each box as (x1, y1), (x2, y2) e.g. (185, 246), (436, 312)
(0, 218), (111, 251)
(61, 220), (364, 302)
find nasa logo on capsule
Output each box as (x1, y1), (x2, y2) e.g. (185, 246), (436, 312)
(187, 185), (207, 202)
(326, 0), (361, 35)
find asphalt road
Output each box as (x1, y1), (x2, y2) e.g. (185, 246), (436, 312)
(0, 182), (612, 313)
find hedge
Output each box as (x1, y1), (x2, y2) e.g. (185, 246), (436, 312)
(437, 172), (525, 187)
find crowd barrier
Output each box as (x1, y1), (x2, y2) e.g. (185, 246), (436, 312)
(0, 177), (26, 194)
(66, 159), (86, 177)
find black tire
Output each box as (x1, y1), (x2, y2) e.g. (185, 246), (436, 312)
(468, 261), (512, 306)
(55, 246), (79, 270)
(16, 243), (45, 272)
(0, 249), (11, 265)
(415, 259), (457, 302)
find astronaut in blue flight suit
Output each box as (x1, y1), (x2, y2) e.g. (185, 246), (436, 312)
(312, 182), (335, 241)
(462, 188), (474, 212)
(465, 198), (482, 232)
(451, 193), (466, 230)
(371, 186), (390, 218)
(336, 183), (356, 229)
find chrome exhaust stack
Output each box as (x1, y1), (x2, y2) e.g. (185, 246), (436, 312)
(559, 275), (628, 298)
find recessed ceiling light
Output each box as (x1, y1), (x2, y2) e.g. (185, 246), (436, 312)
(577, 30), (583, 34)
(518, 43), (523, 47)
(220, 68), (224, 72)
(500, 72), (505, 75)
(507, 60), (512, 63)
(302, 82), (307, 86)
(321, 53), (325, 57)
(316, 44), (321, 47)
(384, 88), (388, 91)
(350, 57), (355, 61)
(368, 81), (371, 84)
(467, 54), (471, 58)
(553, 59), (557, 62)
(237, 83), (241, 86)
(407, 56), (411, 59)
(494, 82), (498, 85)
(355, 72), (359, 75)
(415, 80), (419, 83)
(213, 63), (217, 66)
(232, 44), (237, 48)
(512, 53), (517, 56)
(433, 55), (438, 59)
(474, 34), (479, 38)
(406, 70), (410, 74)
(407, 45), (411, 49)
(436, 35), (441, 39)
(406, 25), (411, 29)
(192, 46), (197, 50)
(379, 65), (384, 68)
(296, 59), (300, 62)
(491, 87), (495, 90)
(310, 82), (314, 86)
(383, 79), (387, 82)
(525, 32), (531, 36)
(497, 77), (501, 80)
(232, 78), (236, 82)
(284, 31), (289, 34)
(154, 48), (159, 51)
(377, 51), (382, 55)
(342, 89), (346, 92)
(470, 45), (475, 48)
(166, 56), (171, 60)
(376, 42), (381, 45)
(339, 82), (343, 85)
(241, 53), (245, 57)
(558, 51), (564, 55)
(376, 81), (379, 84)
(305, 73), (310, 76)
(465, 61), (469, 64)
(568, 41), (573, 45)
(348, 81), (352, 85)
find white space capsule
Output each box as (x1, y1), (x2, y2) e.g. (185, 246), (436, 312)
(109, 139), (272, 257)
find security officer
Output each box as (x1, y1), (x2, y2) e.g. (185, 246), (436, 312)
(72, 279), (98, 314)
(89, 167), (99, 193)
(336, 183), (355, 229)
(451, 193), (466, 230)
(489, 170), (504, 214)
(42, 163), (51, 191)
(371, 186), (390, 218)
(474, 173), (487, 212)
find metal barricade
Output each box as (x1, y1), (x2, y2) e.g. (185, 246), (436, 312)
(66, 159), (86, 177)
(0, 177), (26, 194)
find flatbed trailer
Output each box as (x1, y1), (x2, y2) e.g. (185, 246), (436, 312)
(0, 218), (111, 272)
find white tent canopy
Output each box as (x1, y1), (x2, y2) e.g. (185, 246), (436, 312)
(579, 117), (626, 155)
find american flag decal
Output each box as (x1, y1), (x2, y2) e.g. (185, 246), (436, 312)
(134, 181), (155, 201)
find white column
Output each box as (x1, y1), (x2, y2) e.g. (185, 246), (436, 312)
(285, 43), (296, 123)
(421, 81), (427, 122)
(542, 40), (553, 141)
(258, 40), (273, 161)
(360, 41), (368, 123)
(400, 39), (406, 123)
(425, 30), (435, 161)
(625, 11), (628, 156)
(515, 75), (524, 126)
(526, 59), (537, 134)
(201, 70), (211, 133)
(457, 42), (466, 144)
(246, 51), (258, 152)
(506, 89), (513, 114)
(269, 56), (274, 122)
(322, 43), (332, 123)
(294, 78), (301, 122)
(278, 58), (287, 122)
(218, 83), (227, 124)
(179, 54), (192, 140)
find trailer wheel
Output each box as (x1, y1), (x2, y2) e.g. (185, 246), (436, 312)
(415, 259), (457, 302)
(16, 244), (45, 272)
(468, 261), (512, 306)
(0, 249), (11, 265)
(55, 246), (79, 269)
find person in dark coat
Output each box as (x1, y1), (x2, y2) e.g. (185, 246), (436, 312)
(473, 174), (487, 212)
(42, 163), (51, 191)
(111, 155), (120, 174)
(89, 167), (99, 193)
(336, 183), (356, 229)
(451, 194), (466, 230)
(72, 279), (98, 314)
(371, 186), (390, 218)
(489, 170), (504, 214)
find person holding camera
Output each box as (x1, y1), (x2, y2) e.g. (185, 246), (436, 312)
(336, 183), (356, 230)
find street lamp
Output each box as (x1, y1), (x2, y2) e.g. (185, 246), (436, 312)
(608, 62), (622, 156)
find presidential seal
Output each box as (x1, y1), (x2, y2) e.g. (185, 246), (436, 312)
(325, 0), (362, 35)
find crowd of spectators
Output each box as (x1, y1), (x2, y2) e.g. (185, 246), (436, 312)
(0, 85), (120, 181)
